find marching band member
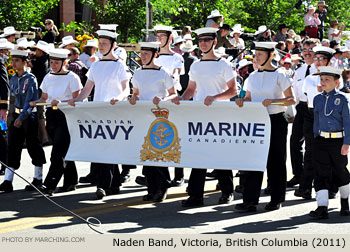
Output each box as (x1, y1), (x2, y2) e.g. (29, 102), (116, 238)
(296, 46), (336, 200)
(235, 41), (295, 212)
(128, 41), (177, 202)
(68, 24), (130, 199)
(172, 27), (238, 207)
(30, 48), (82, 195)
(0, 38), (13, 176)
(0, 50), (46, 192)
(310, 66), (350, 219)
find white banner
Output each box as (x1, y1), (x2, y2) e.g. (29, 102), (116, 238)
(59, 101), (271, 172)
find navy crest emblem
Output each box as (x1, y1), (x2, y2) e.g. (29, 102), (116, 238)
(334, 98), (341, 106)
(140, 105), (181, 163)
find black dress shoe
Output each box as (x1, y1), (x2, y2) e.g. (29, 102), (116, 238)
(181, 196), (204, 207)
(0, 180), (13, 193)
(24, 178), (42, 191)
(120, 174), (130, 183)
(143, 194), (154, 201)
(96, 188), (106, 199)
(57, 184), (76, 193)
(265, 202), (281, 211)
(153, 189), (168, 202)
(309, 206), (328, 219)
(171, 178), (184, 187)
(135, 176), (148, 186)
(37, 185), (54, 196)
(218, 193), (234, 204)
(340, 198), (350, 216)
(294, 188), (312, 200)
(286, 176), (300, 187)
(79, 174), (97, 184)
(234, 202), (257, 213)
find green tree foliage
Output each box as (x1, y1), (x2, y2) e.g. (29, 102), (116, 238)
(0, 0), (60, 30)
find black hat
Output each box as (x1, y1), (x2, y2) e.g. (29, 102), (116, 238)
(220, 24), (232, 31)
(278, 23), (287, 30)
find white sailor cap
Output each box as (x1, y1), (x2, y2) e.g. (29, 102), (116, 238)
(139, 42), (161, 50)
(49, 48), (70, 60)
(194, 27), (219, 37)
(33, 40), (50, 54)
(314, 66), (342, 78)
(59, 35), (79, 48)
(10, 49), (29, 57)
(283, 57), (292, 64)
(312, 46), (336, 55)
(0, 26), (19, 38)
(0, 38), (14, 50)
(83, 39), (98, 48)
(154, 25), (173, 34)
(183, 34), (194, 41)
(96, 24), (119, 40)
(340, 46), (349, 53)
(254, 41), (277, 51)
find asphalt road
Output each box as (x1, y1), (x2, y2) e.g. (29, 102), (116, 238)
(0, 125), (350, 235)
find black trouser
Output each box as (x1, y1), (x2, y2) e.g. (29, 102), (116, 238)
(0, 130), (7, 169)
(144, 165), (170, 195)
(7, 112), (46, 169)
(314, 137), (350, 192)
(94, 163), (121, 190)
(289, 102), (307, 179)
(242, 112), (288, 204)
(43, 108), (77, 190)
(87, 164), (135, 180)
(174, 167), (184, 179)
(299, 108), (315, 191)
(187, 168), (233, 198)
(318, 28), (324, 41)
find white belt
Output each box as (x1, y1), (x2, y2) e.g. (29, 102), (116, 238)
(15, 107), (37, 114)
(320, 131), (344, 139)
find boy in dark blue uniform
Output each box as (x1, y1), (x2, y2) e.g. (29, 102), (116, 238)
(310, 66), (350, 219)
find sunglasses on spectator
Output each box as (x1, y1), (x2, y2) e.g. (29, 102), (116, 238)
(45, 23), (51, 26)
(68, 54), (74, 56)
(313, 56), (327, 61)
(198, 38), (214, 43)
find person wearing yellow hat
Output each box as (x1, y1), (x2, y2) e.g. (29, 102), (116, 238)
(30, 48), (83, 196)
(0, 50), (46, 193)
(309, 66), (350, 219)
(172, 27), (238, 207)
(235, 41), (295, 212)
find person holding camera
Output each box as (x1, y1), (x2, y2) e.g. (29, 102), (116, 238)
(304, 5), (321, 39)
(315, 1), (328, 41)
(36, 19), (59, 44)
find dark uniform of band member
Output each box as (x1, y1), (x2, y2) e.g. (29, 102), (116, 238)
(235, 41), (296, 212)
(288, 39), (317, 188)
(296, 46), (336, 199)
(0, 49), (46, 192)
(31, 48), (82, 195)
(129, 41), (177, 202)
(172, 27), (238, 207)
(309, 66), (350, 219)
(68, 24), (130, 199)
(0, 38), (12, 176)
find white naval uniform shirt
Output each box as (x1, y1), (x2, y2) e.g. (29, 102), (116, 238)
(189, 58), (236, 102)
(293, 63), (317, 104)
(131, 67), (175, 101)
(244, 68), (292, 115)
(87, 59), (130, 101)
(155, 53), (184, 91)
(41, 71), (82, 103)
